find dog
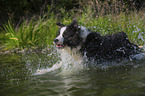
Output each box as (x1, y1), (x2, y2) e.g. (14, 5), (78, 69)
(53, 19), (141, 61)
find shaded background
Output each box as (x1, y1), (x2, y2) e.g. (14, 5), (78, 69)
(0, 0), (144, 27)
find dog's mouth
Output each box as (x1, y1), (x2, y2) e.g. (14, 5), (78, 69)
(53, 40), (65, 49)
(54, 43), (65, 49)
(56, 44), (65, 48)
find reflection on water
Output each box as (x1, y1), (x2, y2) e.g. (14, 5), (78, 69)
(0, 46), (145, 96)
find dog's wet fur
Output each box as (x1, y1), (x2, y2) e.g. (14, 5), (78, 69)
(53, 19), (141, 61)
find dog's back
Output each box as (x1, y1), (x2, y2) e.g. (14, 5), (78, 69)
(80, 32), (141, 60)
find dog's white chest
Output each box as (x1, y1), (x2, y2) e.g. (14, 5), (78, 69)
(59, 47), (82, 64)
(57, 47), (84, 74)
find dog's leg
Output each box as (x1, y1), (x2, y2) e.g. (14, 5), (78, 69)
(34, 61), (62, 75)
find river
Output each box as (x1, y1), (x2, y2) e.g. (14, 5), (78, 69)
(0, 46), (145, 96)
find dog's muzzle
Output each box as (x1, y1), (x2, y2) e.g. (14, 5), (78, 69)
(53, 39), (65, 48)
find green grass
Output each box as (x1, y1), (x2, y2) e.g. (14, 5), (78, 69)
(0, 11), (144, 50)
(1, 16), (58, 50)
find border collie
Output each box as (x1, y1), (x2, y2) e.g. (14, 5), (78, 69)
(53, 19), (141, 61)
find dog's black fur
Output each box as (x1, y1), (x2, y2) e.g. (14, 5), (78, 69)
(80, 32), (141, 60)
(54, 19), (141, 61)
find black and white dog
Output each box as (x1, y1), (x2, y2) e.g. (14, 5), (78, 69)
(53, 19), (141, 61)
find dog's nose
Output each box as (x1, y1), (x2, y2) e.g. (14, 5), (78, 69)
(54, 39), (59, 43)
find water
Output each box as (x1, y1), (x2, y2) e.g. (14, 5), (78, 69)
(0, 46), (145, 96)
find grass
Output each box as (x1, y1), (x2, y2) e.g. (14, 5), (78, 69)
(1, 16), (58, 50)
(0, 10), (144, 51)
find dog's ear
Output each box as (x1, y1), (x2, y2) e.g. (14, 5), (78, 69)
(69, 18), (78, 28)
(56, 22), (65, 28)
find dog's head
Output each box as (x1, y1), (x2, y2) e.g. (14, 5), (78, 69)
(53, 19), (83, 49)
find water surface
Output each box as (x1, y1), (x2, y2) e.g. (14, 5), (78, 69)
(0, 47), (145, 96)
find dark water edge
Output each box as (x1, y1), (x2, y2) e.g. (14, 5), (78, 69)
(0, 48), (145, 96)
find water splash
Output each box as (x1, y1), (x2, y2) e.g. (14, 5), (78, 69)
(22, 45), (145, 76)
(132, 52), (145, 60)
(35, 46), (85, 76)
